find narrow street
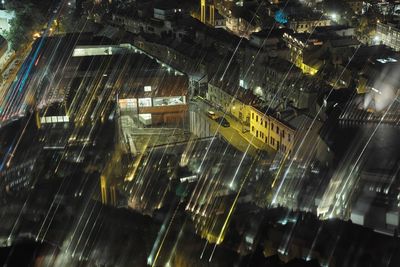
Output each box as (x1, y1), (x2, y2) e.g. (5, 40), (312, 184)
(193, 97), (275, 158)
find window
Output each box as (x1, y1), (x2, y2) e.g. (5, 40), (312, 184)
(118, 98), (137, 110)
(264, 121), (267, 128)
(256, 130), (258, 138)
(271, 123), (274, 131)
(261, 118), (263, 125)
(256, 115), (258, 122)
(261, 132), (264, 139)
(153, 96), (185, 106)
(252, 126), (254, 132)
(138, 98), (152, 107)
(288, 134), (291, 142)
(276, 126), (279, 134)
(270, 137), (274, 145)
(144, 86), (152, 92)
(282, 130), (285, 138)
(252, 112), (254, 119)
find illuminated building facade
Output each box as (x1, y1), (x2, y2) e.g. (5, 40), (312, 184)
(118, 74), (189, 126)
(207, 80), (297, 154)
(376, 21), (400, 51)
(249, 107), (295, 154)
(283, 32), (322, 75)
(288, 17), (331, 34)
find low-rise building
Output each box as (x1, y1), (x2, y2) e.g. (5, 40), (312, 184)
(376, 21), (400, 51)
(249, 106), (295, 154)
(119, 74), (189, 126)
(288, 16), (331, 33)
(153, 2), (183, 21)
(283, 31), (324, 75)
(207, 78), (299, 155)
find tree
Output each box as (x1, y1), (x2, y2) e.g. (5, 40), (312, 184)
(4, 0), (52, 51)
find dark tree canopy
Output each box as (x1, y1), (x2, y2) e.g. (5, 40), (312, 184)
(5, 0), (53, 51)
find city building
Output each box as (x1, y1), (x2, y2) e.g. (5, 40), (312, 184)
(376, 21), (400, 51)
(118, 73), (189, 126)
(283, 32), (324, 75)
(153, 2), (184, 21)
(225, 6), (261, 37)
(288, 16), (331, 34)
(207, 75), (306, 155)
(249, 106), (295, 154)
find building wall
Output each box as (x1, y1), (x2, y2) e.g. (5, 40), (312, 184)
(250, 107), (270, 145)
(284, 33), (321, 76)
(189, 108), (212, 138)
(207, 83), (250, 125)
(111, 14), (142, 34)
(377, 22), (400, 51)
(249, 107), (295, 154)
(137, 101), (188, 125)
(208, 82), (303, 154)
(289, 19), (331, 33)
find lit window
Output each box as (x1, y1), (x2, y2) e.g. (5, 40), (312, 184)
(138, 98), (152, 107)
(153, 96), (185, 106)
(144, 86), (152, 92)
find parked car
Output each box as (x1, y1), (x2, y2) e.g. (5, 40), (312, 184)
(216, 117), (230, 127)
(207, 110), (219, 120)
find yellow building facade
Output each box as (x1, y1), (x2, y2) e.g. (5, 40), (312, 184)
(207, 82), (296, 154)
(249, 107), (295, 154)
